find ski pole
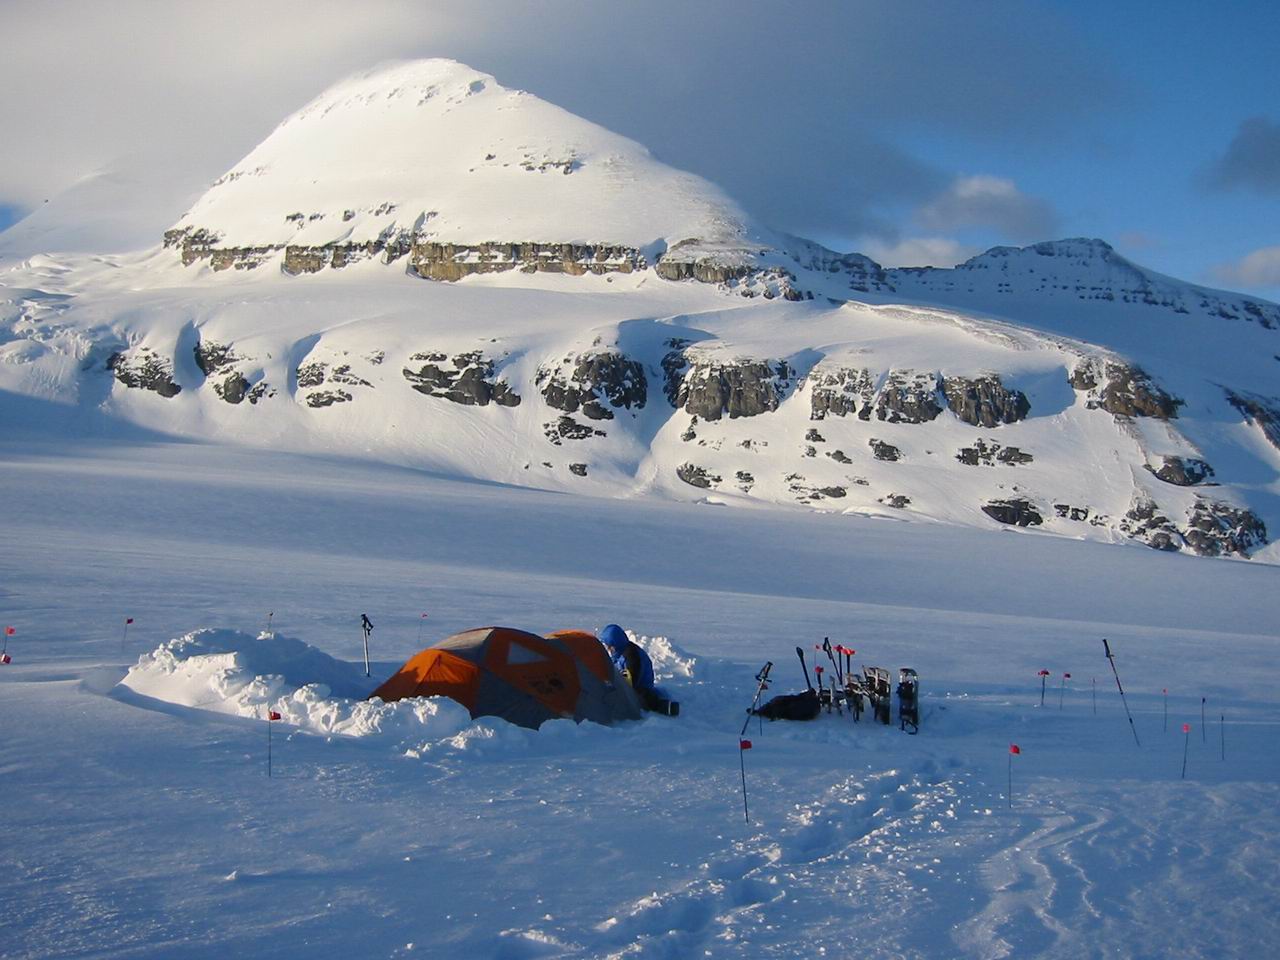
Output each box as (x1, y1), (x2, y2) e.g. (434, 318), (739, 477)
(1201, 698), (1206, 743)
(1092, 676), (1096, 715)
(1163, 688), (1168, 732)
(1181, 723), (1190, 779)
(1038, 669), (1050, 707)
(360, 614), (373, 678)
(1220, 714), (1225, 761)
(1102, 638), (1140, 747)
(737, 661), (771, 824)
(796, 646), (813, 691)
(739, 662), (773, 736)
(822, 637), (843, 685)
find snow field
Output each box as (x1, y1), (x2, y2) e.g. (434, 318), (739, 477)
(2, 438), (1278, 957)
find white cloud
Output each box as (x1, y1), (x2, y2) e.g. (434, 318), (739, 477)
(859, 236), (979, 268)
(914, 175), (1057, 241)
(1212, 246), (1280, 290)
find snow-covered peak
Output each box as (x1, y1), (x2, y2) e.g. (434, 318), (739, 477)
(964, 237), (1120, 264)
(167, 58), (762, 253)
(884, 237), (1280, 340)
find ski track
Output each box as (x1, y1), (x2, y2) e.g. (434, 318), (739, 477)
(502, 756), (1280, 959)
(503, 762), (982, 958)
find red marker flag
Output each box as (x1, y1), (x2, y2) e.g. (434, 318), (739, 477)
(1063, 673), (1072, 679)
(1009, 743), (1021, 755)
(1037, 669), (1050, 677)
(0, 653), (11, 665)
(4, 626), (14, 636)
(1182, 723), (1190, 733)
(269, 711), (282, 721)
(125, 618), (134, 625)
(739, 739), (752, 750)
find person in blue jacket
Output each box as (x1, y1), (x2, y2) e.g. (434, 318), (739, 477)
(599, 624), (678, 716)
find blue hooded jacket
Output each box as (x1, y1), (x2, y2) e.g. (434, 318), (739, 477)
(600, 624), (655, 691)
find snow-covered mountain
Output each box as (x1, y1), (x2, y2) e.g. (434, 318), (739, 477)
(3, 58), (1278, 560)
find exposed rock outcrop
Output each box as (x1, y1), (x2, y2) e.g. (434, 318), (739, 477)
(1070, 359), (1182, 419)
(193, 341), (239, 377)
(942, 375), (1030, 427)
(982, 499), (1043, 527)
(1119, 498), (1181, 552)
(163, 227), (278, 271)
(1150, 455), (1214, 486)
(411, 242), (644, 281)
(654, 340), (692, 411)
(108, 348), (181, 398)
(808, 366), (875, 420)
(1054, 503), (1094, 522)
(1183, 500), (1267, 558)
(655, 240), (808, 301)
(543, 416), (605, 445)
(956, 439), (1033, 467)
(214, 373), (251, 404)
(677, 463), (720, 488)
(247, 382), (274, 405)
(304, 390), (352, 408)
(194, 340), (253, 405)
(869, 439), (901, 462)
(166, 225), (650, 280)
(876, 370), (944, 424)
(402, 351), (520, 406)
(881, 494), (911, 509)
(537, 350), (646, 420)
(297, 359), (372, 408)
(676, 357), (793, 421)
(1224, 389), (1280, 452)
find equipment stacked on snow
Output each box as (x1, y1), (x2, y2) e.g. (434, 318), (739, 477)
(747, 637), (921, 733)
(751, 647), (821, 721)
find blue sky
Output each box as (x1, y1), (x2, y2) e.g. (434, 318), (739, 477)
(1, 0), (1277, 296)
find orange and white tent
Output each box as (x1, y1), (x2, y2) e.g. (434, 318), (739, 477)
(370, 627), (643, 729)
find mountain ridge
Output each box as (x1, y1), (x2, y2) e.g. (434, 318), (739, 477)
(2, 59), (1278, 562)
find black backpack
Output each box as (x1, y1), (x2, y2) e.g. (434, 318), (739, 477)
(753, 688), (820, 721)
